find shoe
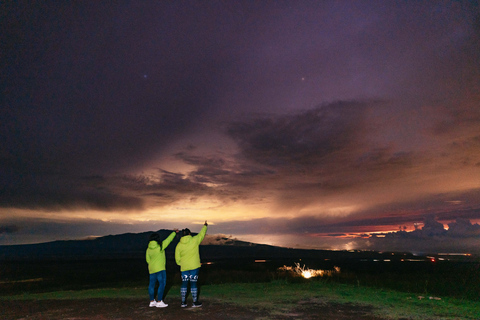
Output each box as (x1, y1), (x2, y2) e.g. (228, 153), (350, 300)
(181, 301), (187, 308)
(149, 300), (157, 307)
(192, 301), (203, 308)
(156, 301), (168, 308)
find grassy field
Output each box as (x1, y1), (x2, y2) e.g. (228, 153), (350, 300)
(1, 257), (479, 319)
(2, 279), (479, 319)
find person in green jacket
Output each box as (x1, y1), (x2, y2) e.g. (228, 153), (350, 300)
(146, 229), (178, 308)
(175, 221), (208, 308)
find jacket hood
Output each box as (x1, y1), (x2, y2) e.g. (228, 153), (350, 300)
(180, 235), (192, 244)
(148, 240), (159, 249)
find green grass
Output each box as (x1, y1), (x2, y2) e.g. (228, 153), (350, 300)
(200, 280), (480, 320)
(2, 280), (479, 319)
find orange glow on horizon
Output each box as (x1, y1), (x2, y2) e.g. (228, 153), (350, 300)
(279, 263), (341, 279)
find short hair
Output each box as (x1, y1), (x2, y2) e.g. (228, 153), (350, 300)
(182, 228), (191, 236)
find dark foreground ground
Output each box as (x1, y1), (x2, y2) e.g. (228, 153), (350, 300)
(1, 297), (385, 320)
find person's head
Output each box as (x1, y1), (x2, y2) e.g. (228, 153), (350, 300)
(182, 228), (191, 236)
(149, 233), (160, 242)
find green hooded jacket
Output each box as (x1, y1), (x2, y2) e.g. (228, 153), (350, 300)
(146, 231), (176, 274)
(175, 225), (207, 272)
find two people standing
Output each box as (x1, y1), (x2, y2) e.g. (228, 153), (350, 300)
(145, 221), (208, 308)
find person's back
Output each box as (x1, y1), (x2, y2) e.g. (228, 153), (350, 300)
(146, 239), (164, 274)
(175, 225), (207, 271)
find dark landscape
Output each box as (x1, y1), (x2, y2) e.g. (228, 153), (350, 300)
(1, 230), (479, 298)
(1, 230), (479, 319)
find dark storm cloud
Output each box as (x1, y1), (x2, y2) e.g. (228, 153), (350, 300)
(227, 101), (369, 168)
(144, 170), (211, 201)
(356, 217), (480, 254)
(447, 135), (480, 167)
(448, 218), (480, 237)
(174, 153), (231, 184)
(1, 2), (233, 210)
(225, 100), (421, 183)
(123, 97), (458, 212)
(0, 225), (19, 235)
(106, 169), (225, 208)
(174, 151), (276, 189)
(152, 100), (406, 209)
(219, 100), (423, 211)
(0, 174), (144, 211)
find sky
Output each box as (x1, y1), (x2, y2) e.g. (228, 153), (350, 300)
(2, 1), (480, 253)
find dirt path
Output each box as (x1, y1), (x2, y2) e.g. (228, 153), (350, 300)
(1, 298), (385, 319)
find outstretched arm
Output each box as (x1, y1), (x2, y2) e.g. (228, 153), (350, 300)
(196, 221), (208, 244)
(162, 230), (178, 249)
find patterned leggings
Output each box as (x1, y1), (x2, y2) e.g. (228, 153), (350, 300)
(181, 268), (199, 303)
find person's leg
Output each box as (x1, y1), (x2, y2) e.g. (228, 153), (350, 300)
(190, 268), (201, 306)
(148, 272), (157, 303)
(180, 270), (190, 306)
(156, 270), (167, 302)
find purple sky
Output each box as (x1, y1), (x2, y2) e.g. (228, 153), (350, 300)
(2, 1), (480, 253)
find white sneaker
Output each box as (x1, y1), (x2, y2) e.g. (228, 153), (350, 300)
(149, 300), (157, 307)
(156, 301), (168, 308)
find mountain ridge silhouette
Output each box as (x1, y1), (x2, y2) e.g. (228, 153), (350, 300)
(0, 229), (413, 263)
